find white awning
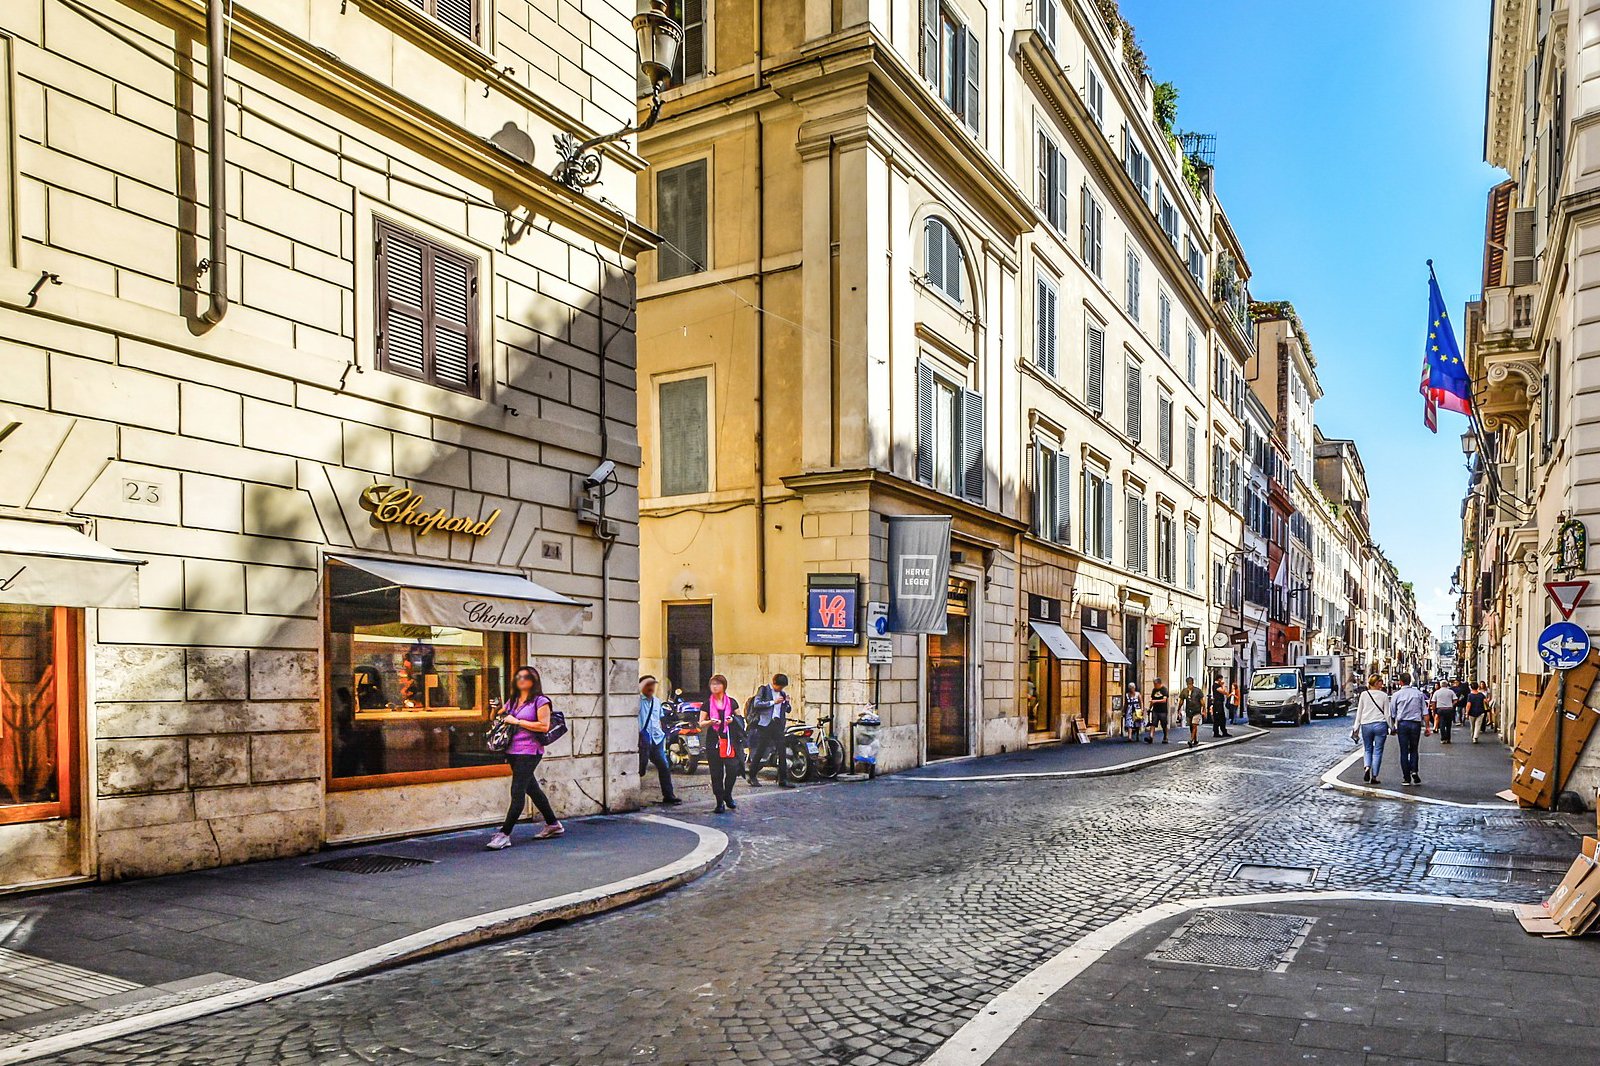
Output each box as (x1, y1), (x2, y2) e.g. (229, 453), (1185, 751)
(1029, 620), (1087, 662)
(329, 555), (588, 634)
(0, 518), (143, 609)
(1081, 628), (1131, 665)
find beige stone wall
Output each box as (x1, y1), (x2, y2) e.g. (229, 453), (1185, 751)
(0, 0), (647, 884)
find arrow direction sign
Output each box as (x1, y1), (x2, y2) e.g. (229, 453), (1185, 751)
(1537, 621), (1591, 671)
(1545, 580), (1589, 620)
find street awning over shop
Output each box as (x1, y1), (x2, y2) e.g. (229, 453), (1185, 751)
(1081, 629), (1131, 665)
(329, 555), (589, 634)
(0, 517), (143, 609)
(1029, 620), (1087, 662)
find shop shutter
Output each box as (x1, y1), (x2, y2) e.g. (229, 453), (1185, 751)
(1086, 321), (1105, 412)
(961, 388), (985, 502)
(376, 222), (428, 380)
(964, 27), (981, 134)
(1055, 450), (1072, 544)
(916, 363), (934, 485)
(922, 0), (940, 82)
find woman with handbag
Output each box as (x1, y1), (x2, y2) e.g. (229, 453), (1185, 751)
(486, 666), (564, 850)
(699, 674), (744, 813)
(1350, 674), (1394, 785)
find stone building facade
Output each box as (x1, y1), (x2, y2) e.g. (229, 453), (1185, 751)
(0, 0), (650, 889)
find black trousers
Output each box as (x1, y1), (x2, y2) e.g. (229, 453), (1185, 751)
(1437, 713), (1452, 742)
(502, 753), (557, 833)
(638, 731), (677, 799)
(707, 750), (740, 805)
(1210, 708), (1228, 736)
(749, 720), (785, 780)
(1396, 720), (1423, 780)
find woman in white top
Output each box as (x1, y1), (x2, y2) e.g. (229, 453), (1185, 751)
(1350, 674), (1394, 785)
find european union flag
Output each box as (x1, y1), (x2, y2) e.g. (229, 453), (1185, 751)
(1420, 263), (1471, 432)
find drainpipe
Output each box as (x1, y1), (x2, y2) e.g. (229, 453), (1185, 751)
(754, 108), (767, 612)
(199, 0), (229, 325)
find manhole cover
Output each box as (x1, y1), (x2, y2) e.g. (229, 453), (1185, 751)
(310, 854), (436, 874)
(1148, 910), (1315, 972)
(1230, 863), (1318, 885)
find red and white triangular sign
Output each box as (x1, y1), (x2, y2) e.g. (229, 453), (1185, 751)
(1545, 580), (1589, 620)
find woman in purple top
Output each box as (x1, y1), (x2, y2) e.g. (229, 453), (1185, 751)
(487, 666), (564, 850)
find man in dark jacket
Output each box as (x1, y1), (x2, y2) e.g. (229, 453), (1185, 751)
(1209, 678), (1231, 738)
(747, 673), (794, 788)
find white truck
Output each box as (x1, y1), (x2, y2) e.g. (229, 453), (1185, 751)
(1299, 655), (1351, 718)
(1245, 665), (1310, 726)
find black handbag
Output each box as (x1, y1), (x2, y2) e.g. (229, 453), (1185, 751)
(485, 713), (513, 752)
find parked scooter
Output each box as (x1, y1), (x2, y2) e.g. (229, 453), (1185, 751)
(781, 717), (845, 783)
(662, 689), (703, 775)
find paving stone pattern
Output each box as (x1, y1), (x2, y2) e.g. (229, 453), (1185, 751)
(34, 721), (1590, 1066)
(991, 899), (1600, 1066)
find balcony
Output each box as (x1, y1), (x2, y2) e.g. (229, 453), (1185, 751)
(1479, 284), (1537, 345)
(1465, 293), (1540, 434)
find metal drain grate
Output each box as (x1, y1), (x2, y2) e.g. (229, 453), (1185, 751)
(1148, 910), (1316, 972)
(310, 853), (436, 875)
(1482, 815), (1578, 835)
(1230, 862), (1318, 885)
(1426, 850), (1569, 885)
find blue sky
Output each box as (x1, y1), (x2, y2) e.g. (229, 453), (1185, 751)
(1120, 0), (1496, 638)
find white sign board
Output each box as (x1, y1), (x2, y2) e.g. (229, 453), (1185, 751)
(867, 637), (893, 665)
(1205, 649), (1233, 668)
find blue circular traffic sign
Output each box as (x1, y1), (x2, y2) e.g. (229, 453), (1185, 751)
(1537, 621), (1591, 670)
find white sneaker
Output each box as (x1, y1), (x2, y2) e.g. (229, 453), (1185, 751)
(486, 832), (512, 850)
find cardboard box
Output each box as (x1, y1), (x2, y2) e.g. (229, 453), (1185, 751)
(1510, 651), (1600, 808)
(1546, 837), (1600, 937)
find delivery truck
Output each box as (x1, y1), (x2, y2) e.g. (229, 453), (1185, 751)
(1299, 654), (1351, 718)
(1245, 665), (1311, 726)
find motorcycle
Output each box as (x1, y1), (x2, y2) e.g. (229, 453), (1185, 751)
(662, 689), (703, 775)
(783, 716), (846, 783)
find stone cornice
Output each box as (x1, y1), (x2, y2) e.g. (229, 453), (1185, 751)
(134, 0), (658, 257)
(781, 467), (1030, 535)
(1485, 0), (1526, 167)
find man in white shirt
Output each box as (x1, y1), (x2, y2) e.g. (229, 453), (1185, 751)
(1430, 682), (1457, 744)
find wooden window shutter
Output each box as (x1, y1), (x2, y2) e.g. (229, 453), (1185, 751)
(916, 363), (935, 485)
(1125, 361), (1142, 442)
(658, 376), (710, 495)
(1031, 444), (1047, 538)
(430, 246), (477, 392)
(1036, 276), (1056, 376)
(658, 160), (708, 280)
(961, 387), (984, 502)
(1100, 479), (1113, 560)
(1086, 321), (1105, 412)
(1080, 186), (1092, 264)
(1511, 207), (1537, 285)
(926, 221), (943, 295)
(1185, 419), (1197, 485)
(964, 27), (980, 134)
(945, 226), (962, 302)
(1158, 393), (1173, 465)
(1055, 450), (1072, 545)
(922, 0), (940, 82)
(376, 221), (428, 381)
(677, 0), (705, 82)
(1054, 152), (1069, 233)
(1037, 132), (1050, 214)
(432, 0), (477, 42)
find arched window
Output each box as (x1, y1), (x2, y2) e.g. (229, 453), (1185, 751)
(924, 217), (963, 303)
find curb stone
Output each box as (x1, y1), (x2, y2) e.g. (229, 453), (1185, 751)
(899, 727), (1267, 783)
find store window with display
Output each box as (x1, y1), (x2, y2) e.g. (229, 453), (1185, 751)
(0, 604), (77, 824)
(326, 560), (522, 787)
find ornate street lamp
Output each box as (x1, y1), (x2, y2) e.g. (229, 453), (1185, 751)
(551, 0), (682, 191)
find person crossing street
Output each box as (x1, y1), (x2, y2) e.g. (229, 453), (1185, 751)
(1389, 672), (1429, 787)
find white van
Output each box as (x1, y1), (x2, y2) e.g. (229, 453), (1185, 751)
(1246, 666), (1310, 726)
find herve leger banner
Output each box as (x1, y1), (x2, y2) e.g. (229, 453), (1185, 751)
(886, 515), (952, 635)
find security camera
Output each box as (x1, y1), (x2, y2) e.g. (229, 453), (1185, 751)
(583, 460), (617, 488)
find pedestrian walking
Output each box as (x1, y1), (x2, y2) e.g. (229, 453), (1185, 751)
(699, 674), (744, 813)
(1351, 674), (1393, 785)
(487, 666), (564, 850)
(747, 673), (794, 788)
(1209, 678), (1231, 738)
(637, 676), (682, 806)
(1124, 683), (1143, 742)
(1390, 672), (1429, 786)
(1452, 678), (1470, 728)
(1145, 680), (1170, 744)
(1429, 679), (1457, 744)
(1180, 677), (1206, 748)
(1465, 681), (1490, 743)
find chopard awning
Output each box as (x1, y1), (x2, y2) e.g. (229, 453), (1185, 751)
(328, 555), (589, 634)
(0, 518), (144, 609)
(1081, 629), (1131, 665)
(1029, 620), (1087, 662)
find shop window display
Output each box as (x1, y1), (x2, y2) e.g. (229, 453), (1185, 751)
(0, 604), (75, 823)
(327, 561), (519, 786)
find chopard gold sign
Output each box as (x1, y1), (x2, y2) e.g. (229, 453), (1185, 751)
(359, 485), (501, 538)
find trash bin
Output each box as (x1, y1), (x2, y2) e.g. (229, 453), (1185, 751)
(853, 711), (882, 778)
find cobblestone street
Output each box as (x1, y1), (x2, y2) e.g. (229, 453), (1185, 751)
(33, 721), (1591, 1066)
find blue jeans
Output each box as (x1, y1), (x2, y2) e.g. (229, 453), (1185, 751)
(1360, 722), (1389, 779)
(1395, 720), (1423, 780)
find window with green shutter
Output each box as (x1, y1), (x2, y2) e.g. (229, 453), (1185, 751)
(657, 160), (708, 281)
(375, 218), (480, 396)
(657, 376), (710, 496)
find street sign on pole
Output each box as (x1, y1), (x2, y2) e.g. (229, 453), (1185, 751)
(1537, 621), (1591, 671)
(1545, 580), (1589, 620)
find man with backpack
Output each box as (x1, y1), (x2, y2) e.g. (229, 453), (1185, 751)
(747, 673), (794, 788)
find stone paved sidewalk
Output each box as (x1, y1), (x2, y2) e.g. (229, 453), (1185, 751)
(1333, 724), (1513, 805)
(0, 813), (721, 1057)
(902, 723), (1265, 780)
(986, 898), (1600, 1066)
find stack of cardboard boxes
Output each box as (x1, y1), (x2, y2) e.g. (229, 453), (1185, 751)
(1510, 651), (1600, 809)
